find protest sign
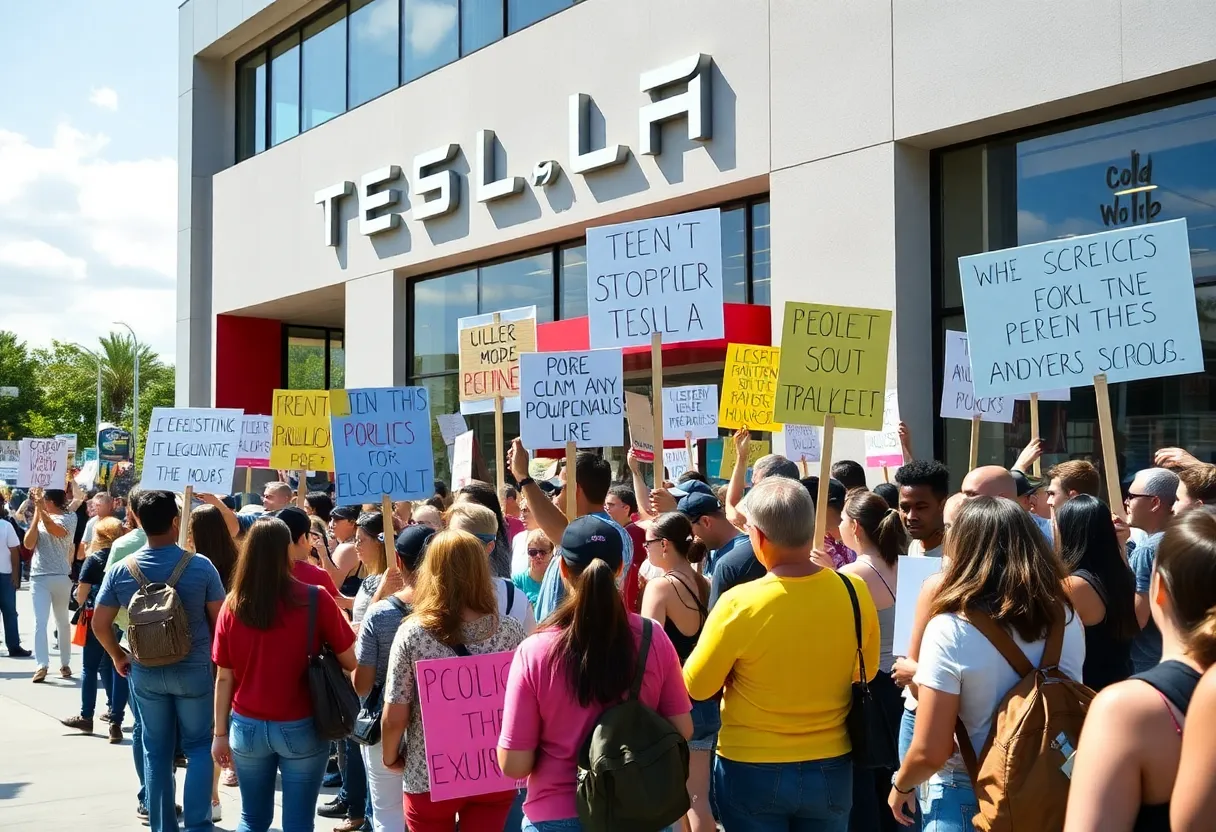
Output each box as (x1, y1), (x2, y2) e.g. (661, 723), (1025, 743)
(940, 331), (1014, 423)
(141, 408), (243, 495)
(774, 303), (892, 431)
(892, 556), (944, 656)
(17, 438), (67, 489)
(458, 306), (537, 416)
(663, 447), (693, 481)
(452, 430), (475, 490)
(270, 389), (334, 471)
(75, 460), (99, 489)
(55, 433), (78, 465)
(959, 218), (1202, 398)
(663, 385), (718, 441)
(520, 349), (624, 450)
(415, 651), (524, 802)
(864, 390), (903, 469)
(436, 413), (469, 447)
(624, 391), (656, 462)
(459, 316), (537, 402)
(0, 440), (18, 483)
(98, 426), (132, 462)
(236, 415), (272, 468)
(586, 208), (724, 349)
(719, 344), (782, 432)
(783, 425), (821, 465)
(718, 439), (771, 481)
(330, 387), (434, 503)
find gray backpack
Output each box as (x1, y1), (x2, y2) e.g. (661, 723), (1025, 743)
(124, 553), (195, 667)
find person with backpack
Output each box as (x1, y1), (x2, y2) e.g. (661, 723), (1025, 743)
(1064, 508), (1216, 832)
(382, 530), (527, 831)
(92, 490), (227, 832)
(498, 515), (693, 832)
(889, 496), (1086, 832)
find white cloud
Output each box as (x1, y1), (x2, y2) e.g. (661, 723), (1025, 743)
(0, 239), (87, 280)
(405, 0), (458, 57)
(89, 87), (119, 111)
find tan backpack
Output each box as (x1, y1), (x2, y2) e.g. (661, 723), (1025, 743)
(124, 553), (196, 667)
(956, 608), (1095, 832)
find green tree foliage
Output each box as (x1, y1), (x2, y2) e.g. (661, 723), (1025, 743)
(0, 332), (43, 440)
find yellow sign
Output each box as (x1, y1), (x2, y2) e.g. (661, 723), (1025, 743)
(718, 439), (771, 480)
(458, 318), (537, 402)
(269, 389), (334, 471)
(718, 344), (782, 432)
(774, 303), (892, 431)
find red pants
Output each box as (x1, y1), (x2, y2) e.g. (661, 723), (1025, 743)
(403, 789), (516, 832)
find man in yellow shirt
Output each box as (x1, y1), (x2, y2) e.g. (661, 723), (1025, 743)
(684, 476), (880, 831)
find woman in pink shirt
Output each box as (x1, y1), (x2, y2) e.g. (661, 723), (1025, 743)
(497, 515), (693, 831)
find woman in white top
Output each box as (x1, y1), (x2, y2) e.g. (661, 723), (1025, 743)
(888, 496), (1085, 832)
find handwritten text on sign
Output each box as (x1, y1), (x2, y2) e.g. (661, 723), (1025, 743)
(940, 332), (1013, 423)
(586, 208), (724, 349)
(0, 440), (19, 483)
(330, 387), (433, 503)
(718, 439), (772, 481)
(416, 651), (524, 802)
(458, 317), (537, 402)
(236, 415), (272, 468)
(624, 391), (656, 462)
(718, 344), (782, 433)
(17, 438), (67, 489)
(775, 303), (892, 431)
(270, 390), (334, 471)
(142, 408), (243, 494)
(663, 385), (719, 441)
(959, 218), (1202, 397)
(520, 349), (624, 449)
(865, 391), (903, 469)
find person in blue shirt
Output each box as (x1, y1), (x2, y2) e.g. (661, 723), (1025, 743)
(93, 490), (226, 832)
(1127, 467), (1180, 672)
(506, 439), (632, 621)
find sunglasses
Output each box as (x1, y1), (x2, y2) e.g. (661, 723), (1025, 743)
(527, 547), (552, 557)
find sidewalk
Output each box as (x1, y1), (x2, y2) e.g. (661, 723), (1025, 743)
(0, 581), (322, 831)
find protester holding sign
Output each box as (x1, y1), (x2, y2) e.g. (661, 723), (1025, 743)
(23, 487), (79, 682)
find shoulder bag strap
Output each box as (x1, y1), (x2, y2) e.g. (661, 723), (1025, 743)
(1041, 607), (1066, 669)
(836, 572), (868, 692)
(166, 552), (195, 588)
(306, 585), (318, 659)
(124, 555), (149, 589)
(964, 609), (1035, 677)
(629, 618), (653, 701)
(956, 720), (981, 787)
(452, 643), (471, 657)
(504, 579), (515, 615)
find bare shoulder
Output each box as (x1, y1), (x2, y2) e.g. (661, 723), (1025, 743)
(1089, 678), (1176, 731)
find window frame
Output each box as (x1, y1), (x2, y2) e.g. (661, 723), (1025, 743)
(281, 325), (346, 390)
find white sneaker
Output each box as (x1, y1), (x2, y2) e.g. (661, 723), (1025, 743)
(211, 802), (222, 822)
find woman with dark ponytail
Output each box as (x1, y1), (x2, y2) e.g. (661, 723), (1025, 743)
(839, 490), (907, 832)
(498, 515), (692, 832)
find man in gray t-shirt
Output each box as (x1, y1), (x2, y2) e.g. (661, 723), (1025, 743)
(1126, 467), (1179, 673)
(23, 489), (79, 678)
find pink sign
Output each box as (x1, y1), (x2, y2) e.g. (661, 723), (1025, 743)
(416, 650), (524, 802)
(235, 415), (272, 468)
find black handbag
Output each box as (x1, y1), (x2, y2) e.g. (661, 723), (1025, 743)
(350, 597), (410, 747)
(305, 585), (360, 741)
(838, 572), (899, 769)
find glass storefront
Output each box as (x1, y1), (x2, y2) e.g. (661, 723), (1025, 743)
(935, 91), (1216, 492)
(283, 326), (346, 390)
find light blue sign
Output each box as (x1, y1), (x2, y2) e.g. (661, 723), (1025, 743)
(331, 386), (434, 504)
(704, 439), (749, 487)
(959, 218), (1202, 397)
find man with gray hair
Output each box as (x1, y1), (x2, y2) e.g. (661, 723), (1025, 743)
(261, 480), (293, 512)
(1127, 466), (1180, 672)
(724, 428), (800, 530)
(752, 454), (800, 483)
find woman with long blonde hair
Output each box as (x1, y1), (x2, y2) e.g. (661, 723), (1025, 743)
(382, 530), (526, 831)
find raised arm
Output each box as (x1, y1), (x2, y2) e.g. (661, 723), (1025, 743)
(509, 439), (569, 543)
(628, 450), (656, 522)
(724, 428), (750, 529)
(197, 492), (241, 540)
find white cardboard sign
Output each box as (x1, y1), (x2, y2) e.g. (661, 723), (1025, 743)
(892, 556), (944, 657)
(783, 425), (822, 464)
(940, 331), (1015, 423)
(663, 447), (693, 481)
(17, 438), (68, 489)
(457, 306), (537, 416)
(452, 430), (475, 490)
(663, 385), (719, 441)
(864, 390), (904, 468)
(520, 349), (624, 450)
(141, 407), (244, 495)
(436, 413), (469, 447)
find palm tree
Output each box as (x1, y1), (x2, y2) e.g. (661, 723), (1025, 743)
(95, 333), (172, 423)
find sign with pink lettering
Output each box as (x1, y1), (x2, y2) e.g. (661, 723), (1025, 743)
(416, 650), (524, 802)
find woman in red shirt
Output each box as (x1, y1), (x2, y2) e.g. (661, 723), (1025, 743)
(211, 516), (357, 832)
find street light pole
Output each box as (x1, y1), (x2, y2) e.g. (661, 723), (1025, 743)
(73, 344), (103, 451)
(113, 322), (140, 465)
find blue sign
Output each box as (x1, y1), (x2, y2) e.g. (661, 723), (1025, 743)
(330, 387), (434, 504)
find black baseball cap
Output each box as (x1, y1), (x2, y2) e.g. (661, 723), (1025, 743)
(1011, 470), (1044, 497)
(670, 480), (715, 499)
(331, 505), (361, 522)
(395, 525), (434, 572)
(802, 477), (847, 510)
(271, 506), (312, 543)
(537, 477), (564, 496)
(678, 492), (724, 522)
(560, 515), (623, 571)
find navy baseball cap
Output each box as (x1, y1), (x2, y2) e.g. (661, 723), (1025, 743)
(331, 504), (361, 522)
(669, 480), (715, 499)
(395, 525), (435, 572)
(1010, 470), (1044, 497)
(802, 477), (847, 510)
(678, 492), (723, 522)
(537, 477), (564, 496)
(560, 515), (623, 571)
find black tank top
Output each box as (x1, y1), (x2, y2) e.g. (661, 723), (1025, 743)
(1130, 660), (1202, 832)
(1073, 569), (1133, 691)
(660, 572), (708, 665)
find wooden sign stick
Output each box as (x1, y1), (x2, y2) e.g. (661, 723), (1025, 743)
(492, 312), (506, 497)
(243, 467), (253, 503)
(969, 413), (981, 471)
(882, 466), (890, 483)
(651, 333), (665, 480)
(297, 472), (307, 508)
(1094, 374), (1126, 520)
(812, 414), (836, 552)
(381, 494), (396, 566)
(179, 485), (193, 549)
(565, 440), (578, 520)
(684, 430), (694, 472)
(1029, 392), (1042, 478)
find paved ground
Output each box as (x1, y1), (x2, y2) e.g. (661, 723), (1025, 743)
(0, 581), (338, 830)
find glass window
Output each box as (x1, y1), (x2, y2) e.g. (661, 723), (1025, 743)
(236, 51), (267, 160)
(751, 200), (771, 305)
(460, 0), (503, 54)
(507, 0), (571, 33)
(720, 205), (747, 304)
(558, 244), (587, 320)
(302, 7), (347, 131)
(479, 252), (555, 323)
(269, 34), (300, 146)
(349, 0), (399, 107)
(402, 0), (458, 81)
(286, 328), (328, 390)
(412, 269), (478, 376)
(329, 335), (345, 389)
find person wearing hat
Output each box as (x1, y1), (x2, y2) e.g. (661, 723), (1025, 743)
(326, 504), (363, 596)
(1011, 469), (1055, 543)
(801, 476), (857, 569)
(679, 487), (764, 610)
(497, 516), (692, 828)
(271, 507), (340, 597)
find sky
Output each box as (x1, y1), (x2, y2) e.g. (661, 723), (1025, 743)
(0, 1), (179, 362)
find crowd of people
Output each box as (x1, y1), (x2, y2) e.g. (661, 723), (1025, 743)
(3, 430), (1216, 832)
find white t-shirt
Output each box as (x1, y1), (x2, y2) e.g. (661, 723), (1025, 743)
(908, 538), (943, 558)
(495, 577), (536, 635)
(0, 520), (19, 574)
(914, 611), (1086, 778)
(511, 533), (530, 576)
(82, 515), (99, 546)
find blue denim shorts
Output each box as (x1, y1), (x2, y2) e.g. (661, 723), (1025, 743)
(688, 698), (721, 752)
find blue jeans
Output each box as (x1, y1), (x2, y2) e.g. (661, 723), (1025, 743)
(522, 820), (678, 832)
(230, 712), (329, 832)
(337, 736), (370, 821)
(689, 698), (722, 752)
(714, 755), (852, 832)
(129, 687), (147, 806)
(921, 770), (978, 832)
(0, 576), (21, 652)
(898, 708), (924, 832)
(81, 628), (129, 723)
(505, 788), (527, 832)
(130, 662), (214, 832)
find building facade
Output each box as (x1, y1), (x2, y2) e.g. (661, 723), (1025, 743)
(179, 0), (1216, 487)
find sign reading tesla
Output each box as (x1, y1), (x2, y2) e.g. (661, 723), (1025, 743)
(314, 54), (714, 249)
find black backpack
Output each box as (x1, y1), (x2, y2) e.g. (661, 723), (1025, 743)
(576, 619), (690, 831)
